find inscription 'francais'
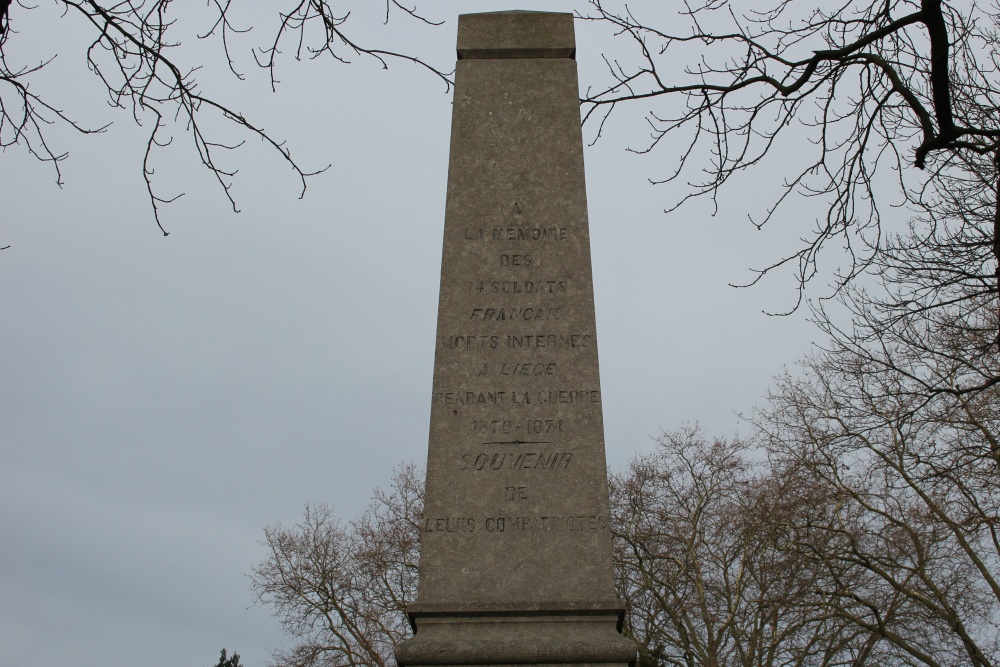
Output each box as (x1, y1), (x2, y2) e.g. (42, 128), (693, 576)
(471, 307), (562, 321)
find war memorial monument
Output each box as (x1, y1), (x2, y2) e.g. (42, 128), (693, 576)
(395, 11), (637, 667)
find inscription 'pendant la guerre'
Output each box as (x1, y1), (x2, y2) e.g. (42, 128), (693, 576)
(395, 12), (636, 667)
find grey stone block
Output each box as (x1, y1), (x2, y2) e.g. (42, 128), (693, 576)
(458, 11), (575, 59)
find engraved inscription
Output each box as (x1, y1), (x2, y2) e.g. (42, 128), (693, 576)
(459, 452), (573, 471)
(470, 308), (562, 321)
(423, 517), (476, 533)
(433, 389), (600, 405)
(491, 227), (568, 241)
(433, 390), (532, 405)
(507, 334), (591, 349)
(475, 362), (558, 376)
(438, 334), (591, 350)
(471, 419), (564, 435)
(500, 254), (533, 266)
(422, 514), (609, 535)
(440, 335), (499, 350)
(478, 362), (558, 376)
(537, 389), (601, 404)
(484, 515), (609, 532)
(467, 280), (568, 294)
(504, 486), (528, 501)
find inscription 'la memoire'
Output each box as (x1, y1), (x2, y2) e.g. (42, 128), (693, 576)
(463, 227), (570, 241)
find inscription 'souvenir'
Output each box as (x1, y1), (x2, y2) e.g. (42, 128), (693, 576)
(460, 451), (573, 471)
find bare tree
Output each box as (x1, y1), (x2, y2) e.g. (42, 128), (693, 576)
(250, 463), (421, 667)
(254, 420), (999, 667)
(611, 426), (877, 667)
(756, 291), (1000, 666)
(581, 0), (1000, 322)
(0, 1), (451, 234)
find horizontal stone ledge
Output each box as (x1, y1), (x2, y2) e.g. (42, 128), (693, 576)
(406, 599), (625, 616)
(395, 637), (637, 666)
(457, 12), (576, 60)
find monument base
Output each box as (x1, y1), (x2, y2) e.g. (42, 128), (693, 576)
(396, 601), (635, 667)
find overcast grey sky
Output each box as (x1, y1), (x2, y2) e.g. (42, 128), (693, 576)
(1, 3), (824, 666)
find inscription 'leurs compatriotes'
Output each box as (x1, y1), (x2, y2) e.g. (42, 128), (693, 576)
(422, 515), (609, 533)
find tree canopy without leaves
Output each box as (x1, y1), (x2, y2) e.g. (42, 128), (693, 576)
(250, 464), (421, 667)
(581, 0), (1000, 321)
(254, 380), (1000, 667)
(0, 1), (451, 234)
(6, 0), (999, 307)
(4, 1), (997, 351)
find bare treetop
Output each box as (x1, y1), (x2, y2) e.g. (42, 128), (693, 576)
(582, 0), (1000, 320)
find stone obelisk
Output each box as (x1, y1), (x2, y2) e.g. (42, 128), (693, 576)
(395, 12), (635, 667)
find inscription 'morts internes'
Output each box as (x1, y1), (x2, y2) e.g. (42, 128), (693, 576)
(395, 11), (635, 667)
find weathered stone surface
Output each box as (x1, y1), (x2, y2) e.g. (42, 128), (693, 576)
(457, 12), (575, 59)
(395, 11), (635, 667)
